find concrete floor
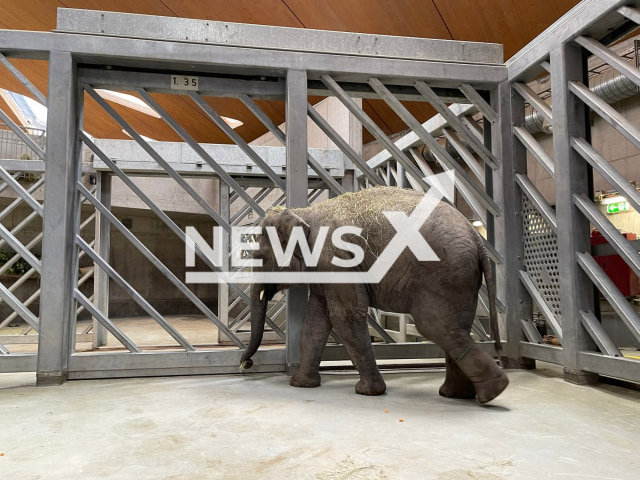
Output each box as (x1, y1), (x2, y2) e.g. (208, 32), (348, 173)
(1, 364), (639, 479)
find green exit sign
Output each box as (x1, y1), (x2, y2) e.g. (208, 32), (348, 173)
(606, 201), (630, 214)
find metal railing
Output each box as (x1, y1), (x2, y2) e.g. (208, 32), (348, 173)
(0, 123), (45, 161)
(505, 0), (640, 384)
(0, 2), (639, 388)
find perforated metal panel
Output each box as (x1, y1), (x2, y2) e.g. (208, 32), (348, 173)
(522, 195), (562, 319)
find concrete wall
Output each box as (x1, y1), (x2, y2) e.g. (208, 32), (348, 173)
(0, 199), (217, 321)
(110, 176), (219, 216)
(105, 207), (217, 317)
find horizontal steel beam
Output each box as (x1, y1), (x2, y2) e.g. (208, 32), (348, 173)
(308, 81), (467, 103)
(0, 30), (506, 87)
(58, 9), (503, 65)
(68, 348), (285, 379)
(92, 140), (345, 179)
(322, 341), (502, 361)
(79, 68), (286, 99)
(579, 352), (640, 383)
(519, 342), (563, 364)
(0, 160), (93, 174)
(78, 68), (468, 102)
(0, 353), (37, 372)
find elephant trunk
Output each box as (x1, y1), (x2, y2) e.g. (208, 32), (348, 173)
(240, 284), (268, 369)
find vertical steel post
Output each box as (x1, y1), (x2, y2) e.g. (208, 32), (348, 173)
(551, 43), (599, 385)
(492, 81), (535, 368)
(93, 171), (111, 347)
(342, 98), (362, 193)
(285, 69), (309, 376)
(217, 182), (230, 344)
(36, 52), (80, 386)
(396, 163), (407, 189)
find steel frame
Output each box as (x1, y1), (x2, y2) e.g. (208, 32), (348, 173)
(503, 0), (640, 385)
(0, 2), (639, 387)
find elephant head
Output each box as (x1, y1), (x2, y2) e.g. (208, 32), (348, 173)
(240, 208), (311, 368)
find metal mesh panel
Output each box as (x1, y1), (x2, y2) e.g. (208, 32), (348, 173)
(522, 194), (561, 319)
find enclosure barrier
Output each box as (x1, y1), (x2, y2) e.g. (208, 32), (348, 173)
(0, 1), (638, 387)
(505, 0), (640, 384)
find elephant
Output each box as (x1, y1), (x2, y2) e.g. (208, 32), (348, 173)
(239, 186), (508, 404)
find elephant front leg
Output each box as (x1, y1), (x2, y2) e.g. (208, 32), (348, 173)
(290, 293), (332, 389)
(333, 319), (386, 396)
(324, 285), (385, 396)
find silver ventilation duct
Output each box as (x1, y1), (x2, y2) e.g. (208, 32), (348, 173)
(525, 106), (547, 134)
(525, 60), (639, 134)
(590, 66), (639, 103)
(418, 63), (640, 165)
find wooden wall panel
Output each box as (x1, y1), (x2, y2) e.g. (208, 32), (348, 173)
(432, 0), (581, 60)
(281, 0), (452, 38)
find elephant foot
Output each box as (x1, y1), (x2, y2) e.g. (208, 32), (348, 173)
(355, 377), (386, 396)
(439, 381), (477, 400)
(290, 371), (321, 388)
(474, 371), (509, 404)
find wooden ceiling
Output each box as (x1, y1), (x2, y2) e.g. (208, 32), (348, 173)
(0, 0), (580, 144)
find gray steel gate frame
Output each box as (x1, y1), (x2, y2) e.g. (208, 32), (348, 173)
(0, 0), (638, 387)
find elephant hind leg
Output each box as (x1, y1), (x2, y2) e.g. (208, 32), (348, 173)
(439, 353), (476, 400)
(290, 292), (333, 389)
(413, 307), (508, 404)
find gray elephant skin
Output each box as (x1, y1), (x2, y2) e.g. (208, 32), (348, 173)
(240, 186), (508, 404)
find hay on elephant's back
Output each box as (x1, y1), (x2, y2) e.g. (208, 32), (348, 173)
(299, 186), (422, 225)
(262, 187), (428, 258)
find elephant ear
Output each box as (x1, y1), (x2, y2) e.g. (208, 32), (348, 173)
(274, 209), (311, 257)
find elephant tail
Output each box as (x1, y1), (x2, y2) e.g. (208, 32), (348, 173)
(479, 241), (502, 355)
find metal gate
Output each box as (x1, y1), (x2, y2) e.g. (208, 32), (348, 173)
(0, 8), (506, 382)
(2, 1), (639, 386)
(505, 0), (640, 383)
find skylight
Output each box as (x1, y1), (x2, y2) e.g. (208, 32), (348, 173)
(0, 89), (47, 129)
(96, 89), (161, 118)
